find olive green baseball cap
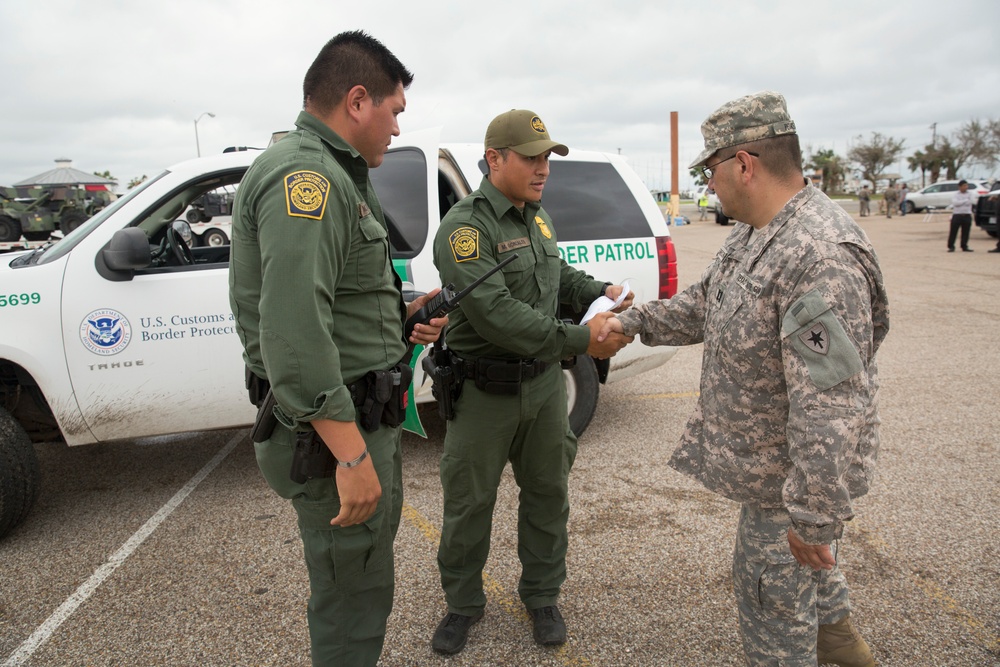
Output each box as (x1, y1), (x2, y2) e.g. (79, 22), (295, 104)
(485, 109), (569, 157)
(688, 90), (797, 169)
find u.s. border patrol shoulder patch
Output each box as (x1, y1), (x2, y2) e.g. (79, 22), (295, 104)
(284, 171), (330, 220)
(449, 227), (479, 262)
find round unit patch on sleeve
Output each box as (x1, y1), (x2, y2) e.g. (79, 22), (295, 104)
(284, 171), (330, 220)
(449, 227), (480, 262)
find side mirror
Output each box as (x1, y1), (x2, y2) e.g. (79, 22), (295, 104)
(99, 228), (152, 279)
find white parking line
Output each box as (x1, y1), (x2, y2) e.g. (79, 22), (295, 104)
(2, 433), (243, 667)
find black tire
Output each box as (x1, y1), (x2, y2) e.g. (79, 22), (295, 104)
(202, 228), (229, 247)
(715, 209), (730, 225)
(0, 215), (22, 243)
(0, 406), (40, 538)
(60, 211), (86, 234)
(186, 208), (201, 225)
(904, 201), (916, 214)
(564, 356), (599, 437)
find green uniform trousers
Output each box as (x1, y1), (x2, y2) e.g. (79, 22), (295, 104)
(254, 421), (403, 667)
(733, 505), (851, 666)
(437, 364), (578, 615)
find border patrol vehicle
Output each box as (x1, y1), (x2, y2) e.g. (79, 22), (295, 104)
(0, 130), (679, 538)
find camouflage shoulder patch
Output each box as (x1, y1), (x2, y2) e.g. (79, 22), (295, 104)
(284, 170), (330, 220)
(782, 289), (863, 390)
(449, 227), (479, 263)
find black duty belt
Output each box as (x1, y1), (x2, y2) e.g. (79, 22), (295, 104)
(456, 355), (549, 395)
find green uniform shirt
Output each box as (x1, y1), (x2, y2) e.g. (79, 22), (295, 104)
(229, 111), (407, 430)
(432, 176), (604, 362)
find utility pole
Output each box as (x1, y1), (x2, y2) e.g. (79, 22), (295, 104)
(930, 122), (937, 149)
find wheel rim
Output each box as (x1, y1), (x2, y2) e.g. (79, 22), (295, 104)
(563, 368), (577, 413)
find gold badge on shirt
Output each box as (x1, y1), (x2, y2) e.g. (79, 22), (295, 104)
(534, 215), (552, 239)
(449, 227), (479, 263)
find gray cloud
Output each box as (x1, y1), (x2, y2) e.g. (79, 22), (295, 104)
(1, 0), (998, 192)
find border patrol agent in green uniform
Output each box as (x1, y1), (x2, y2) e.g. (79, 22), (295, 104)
(428, 110), (634, 655)
(228, 32), (445, 667)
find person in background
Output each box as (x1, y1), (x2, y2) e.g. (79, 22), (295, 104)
(698, 189), (709, 220)
(883, 183), (897, 218)
(947, 179), (975, 252)
(600, 91), (886, 667)
(898, 183), (908, 216)
(858, 185), (871, 217)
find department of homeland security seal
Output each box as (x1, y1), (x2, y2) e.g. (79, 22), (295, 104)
(80, 309), (132, 356)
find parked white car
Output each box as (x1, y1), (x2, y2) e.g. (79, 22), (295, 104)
(903, 180), (990, 213)
(0, 130), (680, 537)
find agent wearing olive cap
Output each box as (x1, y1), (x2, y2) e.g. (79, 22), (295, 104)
(600, 91), (887, 666)
(429, 109), (634, 654)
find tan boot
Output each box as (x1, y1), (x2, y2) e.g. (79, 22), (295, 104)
(817, 614), (875, 667)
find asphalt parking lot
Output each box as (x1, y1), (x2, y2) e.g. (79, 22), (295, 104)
(1, 203), (997, 666)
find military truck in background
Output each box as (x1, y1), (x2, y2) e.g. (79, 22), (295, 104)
(0, 185), (113, 245)
(184, 188), (234, 224)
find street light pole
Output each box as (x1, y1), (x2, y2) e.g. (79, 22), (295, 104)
(194, 112), (216, 157)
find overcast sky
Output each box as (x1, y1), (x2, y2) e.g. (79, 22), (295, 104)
(2, 0), (998, 192)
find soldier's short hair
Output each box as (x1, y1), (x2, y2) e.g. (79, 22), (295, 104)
(303, 30), (413, 113)
(736, 134), (803, 181)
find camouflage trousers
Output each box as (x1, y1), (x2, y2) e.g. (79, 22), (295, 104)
(732, 505), (851, 666)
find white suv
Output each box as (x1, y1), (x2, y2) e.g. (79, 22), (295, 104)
(0, 131), (679, 537)
(904, 180), (990, 213)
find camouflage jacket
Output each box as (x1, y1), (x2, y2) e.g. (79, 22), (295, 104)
(617, 185), (889, 544)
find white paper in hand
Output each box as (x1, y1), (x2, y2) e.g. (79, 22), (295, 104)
(580, 280), (630, 324)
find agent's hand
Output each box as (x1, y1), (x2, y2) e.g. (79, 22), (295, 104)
(585, 312), (634, 359)
(330, 457), (382, 527)
(787, 528), (836, 571)
(313, 419), (382, 527)
(604, 285), (635, 313)
(406, 288), (449, 345)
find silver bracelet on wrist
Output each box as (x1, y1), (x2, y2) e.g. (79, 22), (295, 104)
(337, 447), (369, 469)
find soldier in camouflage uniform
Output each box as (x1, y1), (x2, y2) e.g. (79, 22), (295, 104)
(600, 91), (888, 667)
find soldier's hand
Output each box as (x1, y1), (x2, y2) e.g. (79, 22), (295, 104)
(787, 528), (836, 571)
(330, 456), (382, 527)
(585, 312), (633, 359)
(406, 288), (449, 345)
(604, 285), (635, 313)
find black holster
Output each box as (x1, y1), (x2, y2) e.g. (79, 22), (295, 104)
(422, 344), (464, 420)
(250, 389), (278, 443)
(289, 431), (336, 484)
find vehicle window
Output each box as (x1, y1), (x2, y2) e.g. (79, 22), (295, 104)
(370, 148), (428, 259)
(476, 159), (652, 241)
(943, 184), (957, 192)
(924, 185), (941, 193)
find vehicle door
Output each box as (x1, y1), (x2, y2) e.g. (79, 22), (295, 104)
(368, 128), (441, 435)
(60, 167), (256, 442)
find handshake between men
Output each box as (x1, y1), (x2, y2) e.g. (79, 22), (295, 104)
(583, 285), (634, 359)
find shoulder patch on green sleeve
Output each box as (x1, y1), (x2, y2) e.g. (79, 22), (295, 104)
(284, 171), (330, 220)
(782, 289), (863, 390)
(449, 227), (480, 263)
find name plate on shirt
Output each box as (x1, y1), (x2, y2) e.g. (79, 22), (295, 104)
(497, 237), (530, 253)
